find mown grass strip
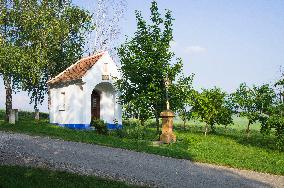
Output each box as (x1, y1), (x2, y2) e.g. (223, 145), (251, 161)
(0, 165), (142, 188)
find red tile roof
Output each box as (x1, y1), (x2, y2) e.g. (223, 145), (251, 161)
(47, 51), (105, 85)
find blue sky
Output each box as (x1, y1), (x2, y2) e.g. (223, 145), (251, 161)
(1, 0), (284, 112)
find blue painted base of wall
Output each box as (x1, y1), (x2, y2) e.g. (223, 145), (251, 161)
(107, 123), (123, 130)
(52, 123), (122, 130)
(55, 123), (90, 130)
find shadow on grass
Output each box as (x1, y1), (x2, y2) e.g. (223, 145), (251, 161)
(0, 165), (140, 188)
(215, 130), (277, 151)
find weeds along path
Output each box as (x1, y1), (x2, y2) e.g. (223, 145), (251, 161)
(0, 131), (283, 188)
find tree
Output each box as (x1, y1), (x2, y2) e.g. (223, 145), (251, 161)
(254, 84), (276, 115)
(169, 74), (195, 130)
(0, 43), (24, 121)
(191, 87), (233, 135)
(232, 83), (275, 135)
(122, 99), (153, 126)
(0, 0), (24, 121)
(90, 0), (127, 58)
(275, 66), (284, 103)
(2, 0), (93, 117)
(260, 73), (284, 151)
(260, 103), (284, 151)
(0, 0), (12, 121)
(116, 1), (183, 132)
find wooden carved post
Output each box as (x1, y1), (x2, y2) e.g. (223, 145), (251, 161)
(160, 110), (176, 143)
(160, 76), (176, 143)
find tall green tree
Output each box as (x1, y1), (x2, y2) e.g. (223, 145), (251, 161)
(1, 0), (93, 117)
(260, 73), (283, 151)
(275, 67), (284, 103)
(169, 74), (195, 130)
(0, 0), (24, 121)
(260, 103), (284, 151)
(232, 83), (275, 134)
(116, 1), (183, 132)
(191, 87), (233, 135)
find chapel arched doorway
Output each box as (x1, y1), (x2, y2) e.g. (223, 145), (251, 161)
(91, 89), (101, 120)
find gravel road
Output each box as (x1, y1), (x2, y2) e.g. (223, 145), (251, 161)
(0, 131), (283, 188)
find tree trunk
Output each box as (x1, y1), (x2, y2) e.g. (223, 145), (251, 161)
(4, 77), (12, 122)
(155, 110), (160, 134)
(140, 119), (145, 126)
(204, 125), (208, 136)
(34, 93), (40, 120)
(246, 121), (251, 137)
(35, 109), (40, 120)
(183, 119), (186, 130)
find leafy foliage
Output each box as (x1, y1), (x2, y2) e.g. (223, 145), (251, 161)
(265, 104), (284, 151)
(91, 119), (108, 135)
(116, 1), (183, 131)
(274, 67), (284, 104)
(0, 0), (93, 111)
(191, 87), (234, 135)
(0, 0), (25, 120)
(259, 74), (284, 151)
(169, 75), (195, 130)
(232, 83), (275, 133)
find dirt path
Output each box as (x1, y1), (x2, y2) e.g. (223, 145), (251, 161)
(0, 131), (283, 188)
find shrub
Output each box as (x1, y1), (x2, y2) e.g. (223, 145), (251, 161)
(267, 115), (284, 151)
(145, 120), (156, 128)
(91, 119), (108, 135)
(122, 119), (140, 127)
(114, 128), (126, 138)
(121, 125), (146, 140)
(260, 104), (284, 151)
(114, 121), (147, 140)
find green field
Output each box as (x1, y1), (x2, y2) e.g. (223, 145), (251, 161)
(0, 110), (283, 175)
(0, 165), (140, 188)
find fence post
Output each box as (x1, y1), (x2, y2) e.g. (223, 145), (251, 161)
(9, 109), (16, 124)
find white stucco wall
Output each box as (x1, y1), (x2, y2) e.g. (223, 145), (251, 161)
(82, 52), (122, 125)
(49, 83), (85, 125)
(49, 52), (122, 127)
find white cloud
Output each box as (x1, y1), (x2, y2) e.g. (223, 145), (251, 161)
(169, 41), (207, 55)
(184, 46), (207, 54)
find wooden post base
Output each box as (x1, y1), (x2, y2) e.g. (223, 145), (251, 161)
(160, 110), (176, 144)
(160, 132), (176, 144)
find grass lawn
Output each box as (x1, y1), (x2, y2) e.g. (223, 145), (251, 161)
(0, 165), (140, 188)
(0, 111), (283, 176)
